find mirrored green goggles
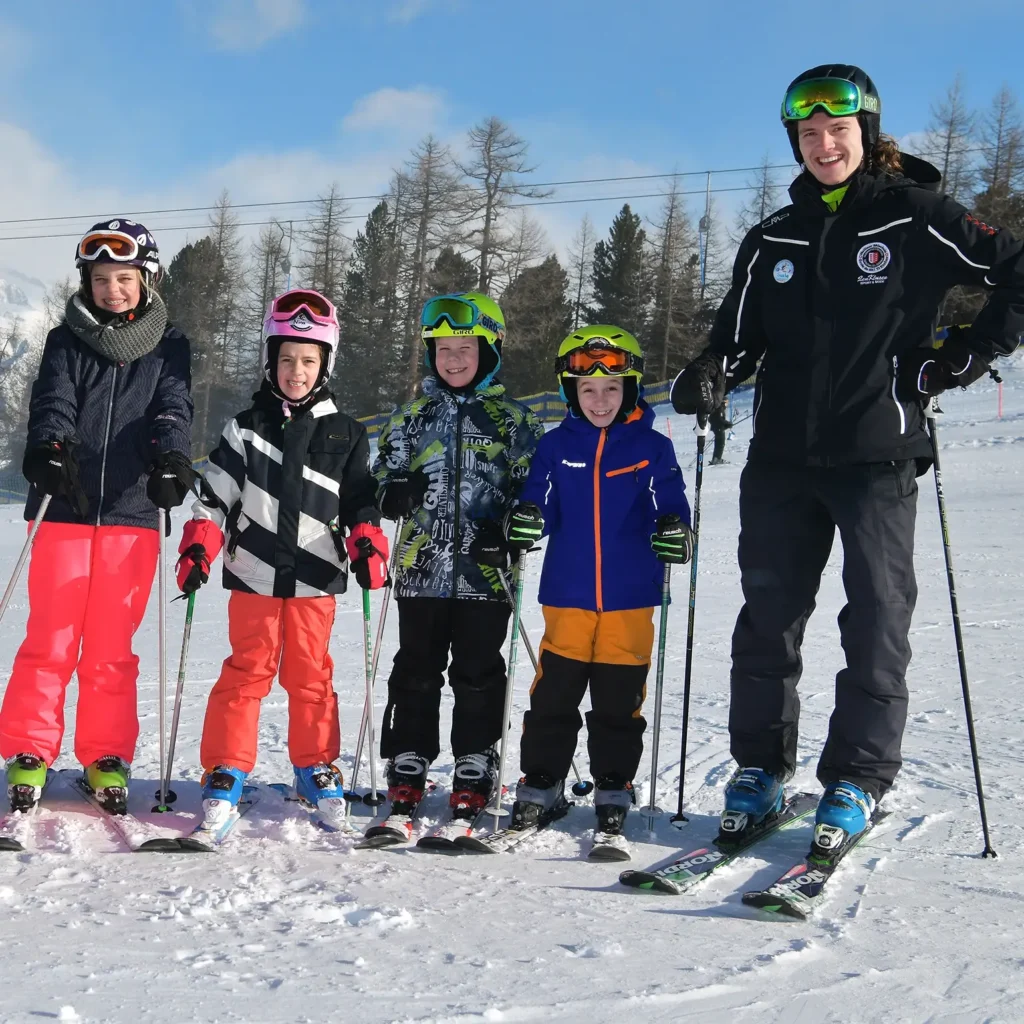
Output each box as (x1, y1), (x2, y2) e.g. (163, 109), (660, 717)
(421, 295), (503, 338)
(781, 78), (878, 122)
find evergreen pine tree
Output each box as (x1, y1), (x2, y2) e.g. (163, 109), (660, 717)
(586, 204), (654, 338)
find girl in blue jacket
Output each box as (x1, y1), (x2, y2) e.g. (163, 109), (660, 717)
(504, 326), (691, 849)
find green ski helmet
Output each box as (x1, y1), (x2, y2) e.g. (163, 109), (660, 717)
(555, 324), (645, 421)
(421, 291), (505, 390)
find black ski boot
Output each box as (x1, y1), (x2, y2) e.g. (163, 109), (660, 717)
(450, 749), (497, 819)
(385, 752), (430, 815)
(511, 774), (566, 830)
(589, 777), (635, 860)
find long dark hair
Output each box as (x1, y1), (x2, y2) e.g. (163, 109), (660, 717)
(868, 132), (903, 176)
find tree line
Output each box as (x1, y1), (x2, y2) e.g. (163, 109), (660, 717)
(1, 78), (1022, 462)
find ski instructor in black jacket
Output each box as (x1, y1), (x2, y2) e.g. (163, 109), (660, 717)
(671, 64), (1024, 855)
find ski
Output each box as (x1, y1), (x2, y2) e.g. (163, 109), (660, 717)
(135, 785), (261, 853)
(588, 829), (631, 862)
(65, 772), (181, 852)
(0, 770), (58, 852)
(741, 809), (890, 919)
(453, 798), (573, 855)
(416, 785), (509, 854)
(618, 792), (818, 894)
(265, 783), (361, 836)
(355, 781), (437, 850)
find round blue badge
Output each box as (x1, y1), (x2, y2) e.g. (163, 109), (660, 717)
(773, 259), (794, 284)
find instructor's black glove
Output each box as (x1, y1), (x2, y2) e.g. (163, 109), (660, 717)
(896, 329), (991, 400)
(650, 514), (693, 564)
(379, 468), (429, 520)
(671, 351), (727, 421)
(147, 450), (197, 510)
(469, 519), (510, 570)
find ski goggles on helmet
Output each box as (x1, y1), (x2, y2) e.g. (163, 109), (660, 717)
(556, 339), (644, 377)
(266, 289), (337, 326)
(77, 230), (143, 263)
(421, 295), (503, 338)
(781, 77), (879, 122)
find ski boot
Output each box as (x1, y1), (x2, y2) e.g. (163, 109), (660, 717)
(812, 781), (876, 856)
(294, 762), (347, 825)
(593, 777), (635, 838)
(200, 765), (248, 828)
(5, 754), (48, 813)
(83, 756), (130, 814)
(719, 766), (784, 837)
(385, 752), (430, 815)
(511, 774), (566, 830)
(450, 749), (498, 820)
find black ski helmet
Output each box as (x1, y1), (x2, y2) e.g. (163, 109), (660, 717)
(782, 64), (881, 165)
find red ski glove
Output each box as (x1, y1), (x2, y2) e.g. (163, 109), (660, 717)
(344, 522), (390, 590)
(176, 518), (224, 593)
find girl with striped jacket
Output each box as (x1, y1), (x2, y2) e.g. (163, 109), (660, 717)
(174, 290), (387, 829)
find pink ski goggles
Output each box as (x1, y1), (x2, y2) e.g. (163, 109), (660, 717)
(263, 289), (338, 342)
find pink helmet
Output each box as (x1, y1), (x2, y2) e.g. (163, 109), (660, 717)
(261, 289), (340, 387)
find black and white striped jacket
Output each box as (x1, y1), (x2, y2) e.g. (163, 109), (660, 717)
(194, 384), (378, 598)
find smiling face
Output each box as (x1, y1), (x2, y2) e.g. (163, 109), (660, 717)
(90, 264), (142, 314)
(797, 112), (865, 186)
(577, 376), (624, 428)
(434, 336), (480, 389)
(276, 341), (323, 401)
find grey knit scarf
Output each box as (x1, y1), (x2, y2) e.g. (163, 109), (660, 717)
(64, 291), (169, 363)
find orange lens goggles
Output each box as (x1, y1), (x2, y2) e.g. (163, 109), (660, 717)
(562, 344), (633, 376)
(78, 231), (139, 261)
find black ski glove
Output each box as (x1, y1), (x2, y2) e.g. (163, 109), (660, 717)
(469, 519), (510, 570)
(671, 351), (727, 421)
(23, 441), (68, 497)
(147, 450), (198, 510)
(379, 468), (430, 520)
(650, 513), (693, 564)
(896, 329), (991, 400)
(503, 502), (544, 551)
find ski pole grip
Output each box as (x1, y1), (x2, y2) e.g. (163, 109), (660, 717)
(695, 414), (710, 438)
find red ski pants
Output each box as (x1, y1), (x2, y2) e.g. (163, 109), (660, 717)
(200, 591), (339, 774)
(0, 522), (159, 767)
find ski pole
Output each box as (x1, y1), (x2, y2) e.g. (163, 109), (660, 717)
(488, 549), (529, 827)
(156, 508), (169, 814)
(644, 563), (672, 829)
(358, 567), (383, 808)
(671, 416), (710, 828)
(925, 400), (996, 857)
(154, 591), (194, 812)
(348, 517), (402, 810)
(0, 493), (51, 626)
(496, 568), (592, 798)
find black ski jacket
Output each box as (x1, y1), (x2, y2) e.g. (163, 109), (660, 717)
(706, 155), (1024, 468)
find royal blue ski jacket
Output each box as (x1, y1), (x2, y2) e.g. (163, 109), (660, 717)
(519, 401), (690, 613)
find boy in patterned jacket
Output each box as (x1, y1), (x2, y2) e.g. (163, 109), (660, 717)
(174, 289), (388, 830)
(372, 292), (543, 827)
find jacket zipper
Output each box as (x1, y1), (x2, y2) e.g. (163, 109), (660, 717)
(891, 355), (906, 435)
(96, 364), (118, 526)
(451, 400), (464, 596)
(593, 428), (607, 612)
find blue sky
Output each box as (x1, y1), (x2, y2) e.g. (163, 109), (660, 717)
(0, 0), (1021, 284)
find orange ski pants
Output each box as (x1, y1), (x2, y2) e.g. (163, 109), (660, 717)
(0, 522), (159, 767)
(200, 591), (340, 774)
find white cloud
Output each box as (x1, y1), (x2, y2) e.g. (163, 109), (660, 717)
(341, 87), (446, 134)
(207, 0), (307, 51)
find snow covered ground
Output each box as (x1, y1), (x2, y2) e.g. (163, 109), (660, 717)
(1, 362), (1023, 1023)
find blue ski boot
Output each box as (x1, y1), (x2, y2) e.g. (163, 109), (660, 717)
(294, 762), (347, 825)
(720, 767), (785, 836)
(200, 766), (248, 828)
(812, 781), (876, 854)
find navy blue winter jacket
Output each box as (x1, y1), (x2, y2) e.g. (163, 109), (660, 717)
(24, 322), (193, 529)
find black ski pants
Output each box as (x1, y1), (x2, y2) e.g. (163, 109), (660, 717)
(520, 606), (654, 783)
(729, 459), (919, 800)
(380, 597), (511, 763)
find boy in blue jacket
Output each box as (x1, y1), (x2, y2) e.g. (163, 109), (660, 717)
(505, 326), (692, 848)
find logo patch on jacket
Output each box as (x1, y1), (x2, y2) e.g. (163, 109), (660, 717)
(856, 242), (891, 275)
(773, 259), (794, 284)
